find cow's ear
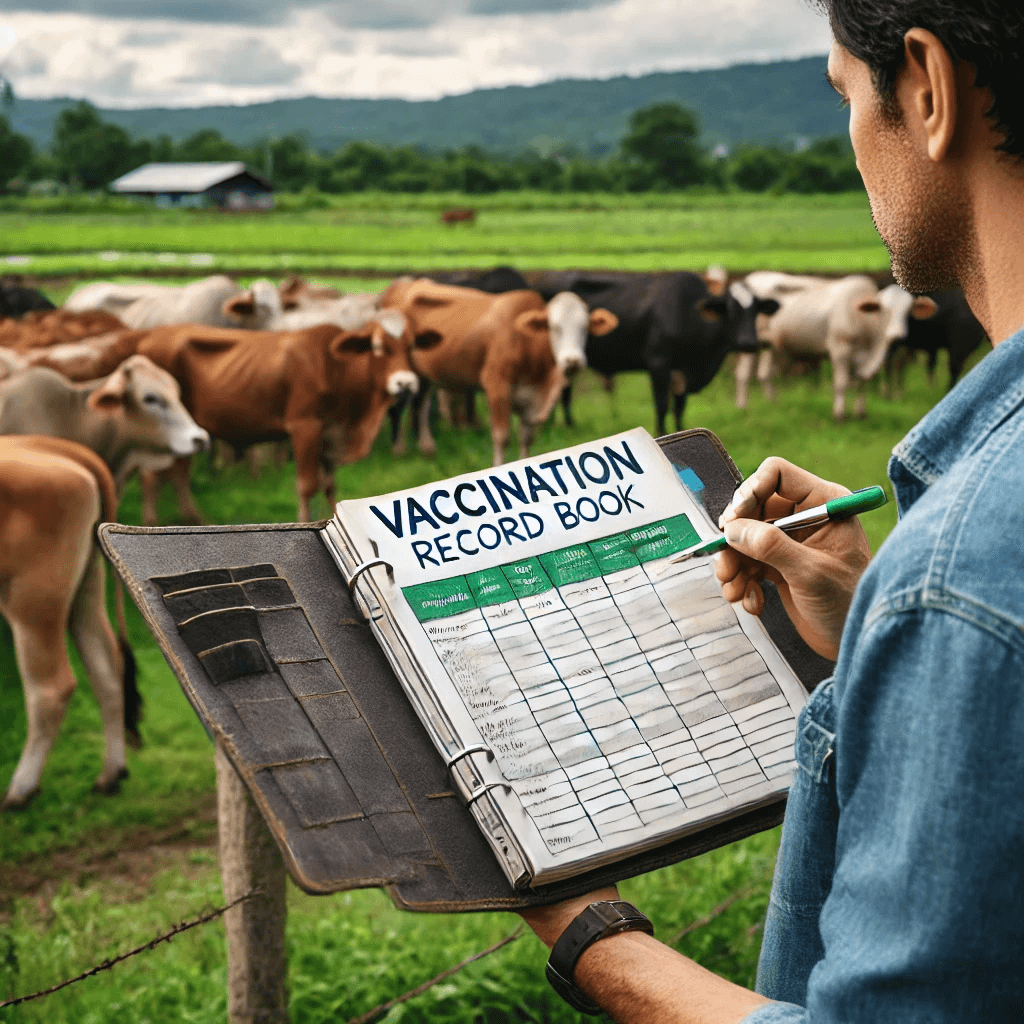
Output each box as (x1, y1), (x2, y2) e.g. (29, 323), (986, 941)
(223, 291), (256, 319)
(87, 364), (129, 412)
(589, 308), (619, 336)
(329, 330), (373, 357)
(704, 267), (728, 297)
(516, 309), (549, 335)
(414, 329), (444, 349)
(856, 298), (882, 313)
(697, 297), (728, 323)
(756, 298), (781, 317)
(279, 275), (301, 309)
(911, 296), (939, 320)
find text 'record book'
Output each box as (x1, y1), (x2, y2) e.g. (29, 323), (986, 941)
(323, 428), (807, 889)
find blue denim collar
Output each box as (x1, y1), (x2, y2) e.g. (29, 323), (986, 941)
(888, 328), (1024, 516)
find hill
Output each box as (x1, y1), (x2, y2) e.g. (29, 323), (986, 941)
(9, 55), (844, 155)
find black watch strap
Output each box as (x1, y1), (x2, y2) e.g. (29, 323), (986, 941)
(545, 900), (654, 1015)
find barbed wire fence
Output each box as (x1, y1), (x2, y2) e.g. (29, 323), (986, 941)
(1, 879), (763, 1018)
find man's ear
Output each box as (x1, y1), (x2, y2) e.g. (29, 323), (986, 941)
(223, 291), (256, 319)
(589, 308), (618, 336)
(697, 296), (728, 323)
(911, 295), (940, 319)
(903, 27), (959, 164)
(516, 309), (549, 334)
(87, 364), (129, 412)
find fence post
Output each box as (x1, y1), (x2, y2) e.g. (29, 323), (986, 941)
(216, 743), (290, 1024)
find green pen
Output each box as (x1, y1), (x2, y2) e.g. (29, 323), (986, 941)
(670, 485), (888, 563)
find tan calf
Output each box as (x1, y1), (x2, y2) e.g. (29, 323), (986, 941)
(138, 313), (418, 521)
(1, 436), (139, 809)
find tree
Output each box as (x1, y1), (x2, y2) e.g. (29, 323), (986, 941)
(52, 101), (150, 189)
(620, 102), (707, 188)
(0, 115), (34, 189)
(174, 128), (243, 163)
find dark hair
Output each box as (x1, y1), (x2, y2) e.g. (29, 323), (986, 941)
(811, 0), (1024, 156)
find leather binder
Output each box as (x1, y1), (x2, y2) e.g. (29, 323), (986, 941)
(100, 428), (832, 911)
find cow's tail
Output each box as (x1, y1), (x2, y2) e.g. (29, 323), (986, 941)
(17, 435), (143, 744)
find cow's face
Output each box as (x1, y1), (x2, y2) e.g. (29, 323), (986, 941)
(699, 281), (780, 353)
(543, 292), (618, 375)
(222, 279), (282, 329)
(329, 312), (419, 398)
(86, 354), (210, 456)
(878, 284), (940, 344)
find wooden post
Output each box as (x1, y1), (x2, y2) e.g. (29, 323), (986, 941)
(216, 743), (290, 1024)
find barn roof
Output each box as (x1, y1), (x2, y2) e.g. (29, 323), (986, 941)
(111, 162), (272, 193)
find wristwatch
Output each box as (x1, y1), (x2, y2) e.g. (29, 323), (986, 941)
(545, 900), (654, 1014)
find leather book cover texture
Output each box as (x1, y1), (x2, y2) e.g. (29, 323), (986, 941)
(100, 429), (833, 911)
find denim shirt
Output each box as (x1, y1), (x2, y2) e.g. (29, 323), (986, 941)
(745, 329), (1024, 1023)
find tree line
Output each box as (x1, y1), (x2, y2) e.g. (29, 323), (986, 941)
(0, 98), (863, 197)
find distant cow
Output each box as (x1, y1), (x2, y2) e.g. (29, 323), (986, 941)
(138, 312), (418, 521)
(884, 287), (989, 394)
(379, 279), (616, 465)
(0, 275), (56, 318)
(0, 357), (211, 505)
(1, 435), (140, 809)
(0, 309), (126, 353)
(441, 208), (476, 224)
(531, 270), (775, 435)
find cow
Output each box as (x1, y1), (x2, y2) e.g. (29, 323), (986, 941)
(0, 357), (211, 527)
(0, 275), (56, 318)
(0, 309), (126, 353)
(222, 279), (379, 333)
(754, 275), (929, 420)
(883, 287), (989, 395)
(379, 278), (617, 465)
(278, 275), (344, 308)
(530, 270), (776, 435)
(1, 435), (141, 809)
(441, 208), (476, 224)
(137, 311), (419, 521)
(427, 266), (529, 294)
(21, 328), (147, 382)
(119, 275), (257, 330)
(63, 281), (175, 316)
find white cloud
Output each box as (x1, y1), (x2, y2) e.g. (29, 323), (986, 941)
(0, 0), (833, 108)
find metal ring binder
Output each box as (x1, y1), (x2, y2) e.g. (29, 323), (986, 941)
(445, 744), (494, 769)
(347, 557), (394, 594)
(466, 782), (513, 805)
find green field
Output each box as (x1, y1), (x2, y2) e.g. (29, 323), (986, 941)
(0, 195), (975, 1023)
(1, 192), (888, 277)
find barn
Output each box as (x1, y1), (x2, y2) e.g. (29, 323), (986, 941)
(111, 162), (274, 210)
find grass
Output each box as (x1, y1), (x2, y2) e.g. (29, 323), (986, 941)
(1, 192), (889, 275)
(0, 345), (977, 1022)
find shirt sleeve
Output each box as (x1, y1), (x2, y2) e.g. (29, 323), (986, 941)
(742, 604), (1024, 1024)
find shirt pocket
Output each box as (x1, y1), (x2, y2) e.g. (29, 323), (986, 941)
(794, 680), (836, 784)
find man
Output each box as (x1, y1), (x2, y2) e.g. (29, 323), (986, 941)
(517, 3), (1024, 1020)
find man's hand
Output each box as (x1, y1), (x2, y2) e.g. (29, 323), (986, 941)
(715, 457), (872, 660)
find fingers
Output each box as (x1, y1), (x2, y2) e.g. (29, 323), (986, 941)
(719, 457), (848, 528)
(723, 517), (825, 580)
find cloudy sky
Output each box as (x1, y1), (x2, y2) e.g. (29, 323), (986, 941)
(0, 0), (833, 108)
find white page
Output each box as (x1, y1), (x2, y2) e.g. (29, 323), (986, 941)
(333, 428), (807, 885)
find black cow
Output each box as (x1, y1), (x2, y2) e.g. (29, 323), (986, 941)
(531, 271), (777, 435)
(885, 288), (989, 393)
(0, 275), (56, 318)
(425, 266), (529, 294)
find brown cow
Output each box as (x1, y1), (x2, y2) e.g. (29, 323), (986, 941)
(379, 279), (616, 465)
(1, 435), (140, 809)
(22, 328), (147, 381)
(441, 207), (476, 224)
(138, 311), (419, 521)
(0, 310), (125, 353)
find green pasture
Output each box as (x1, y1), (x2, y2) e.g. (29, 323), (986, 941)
(0, 192), (889, 276)
(0, 341), (979, 1021)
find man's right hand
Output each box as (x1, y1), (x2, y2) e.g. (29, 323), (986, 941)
(714, 457), (872, 660)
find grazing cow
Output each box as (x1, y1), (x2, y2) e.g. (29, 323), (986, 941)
(0, 309), (126, 353)
(0, 275), (56, 318)
(441, 207), (476, 224)
(1, 435), (140, 809)
(137, 312), (418, 521)
(379, 279), (616, 465)
(222, 279), (379, 332)
(531, 270), (775, 435)
(0, 357), (211, 516)
(883, 287), (988, 394)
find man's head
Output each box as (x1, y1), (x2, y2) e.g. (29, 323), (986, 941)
(815, 1), (1023, 294)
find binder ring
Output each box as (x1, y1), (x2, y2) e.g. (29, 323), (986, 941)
(347, 558), (393, 595)
(445, 744), (494, 769)
(466, 782), (513, 805)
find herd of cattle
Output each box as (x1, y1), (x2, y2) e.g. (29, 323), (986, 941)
(0, 265), (988, 808)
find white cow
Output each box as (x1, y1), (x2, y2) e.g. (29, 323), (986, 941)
(222, 279), (380, 332)
(63, 281), (174, 316)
